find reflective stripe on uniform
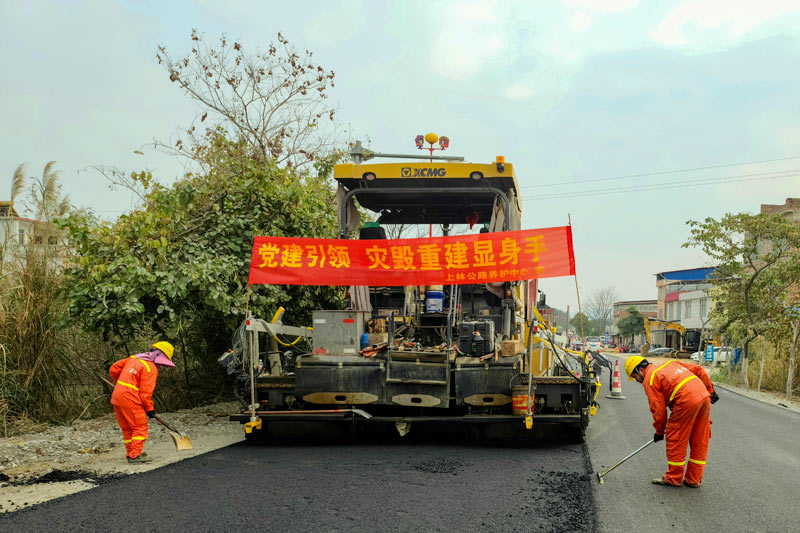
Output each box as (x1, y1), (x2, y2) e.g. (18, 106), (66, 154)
(129, 355), (151, 372)
(117, 380), (139, 391)
(689, 458), (706, 465)
(649, 361), (674, 386)
(667, 460), (686, 466)
(669, 375), (698, 402)
(123, 438), (133, 443)
(131, 436), (147, 441)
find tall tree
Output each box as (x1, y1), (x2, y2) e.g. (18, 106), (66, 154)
(585, 286), (619, 335)
(786, 307), (800, 399)
(617, 307), (644, 347)
(157, 30), (336, 170)
(61, 133), (343, 403)
(570, 312), (599, 337)
(684, 213), (800, 388)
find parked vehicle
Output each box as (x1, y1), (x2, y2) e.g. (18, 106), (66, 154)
(714, 348), (731, 365)
(585, 336), (603, 352)
(690, 347), (729, 365)
(647, 347), (676, 356)
(642, 318), (692, 353)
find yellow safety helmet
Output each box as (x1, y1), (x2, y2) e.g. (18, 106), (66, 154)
(152, 341), (174, 360)
(625, 355), (647, 381)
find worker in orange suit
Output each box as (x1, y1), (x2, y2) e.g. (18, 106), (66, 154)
(625, 356), (719, 487)
(109, 342), (175, 463)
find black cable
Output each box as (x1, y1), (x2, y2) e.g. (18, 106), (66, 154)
(525, 168), (797, 199)
(521, 155), (800, 189)
(534, 323), (594, 385)
(522, 170), (799, 202)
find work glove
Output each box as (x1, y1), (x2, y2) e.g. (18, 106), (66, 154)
(146, 410), (155, 419)
(710, 391), (719, 404)
(653, 433), (664, 442)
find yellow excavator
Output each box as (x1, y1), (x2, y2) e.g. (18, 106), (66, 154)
(641, 318), (687, 356)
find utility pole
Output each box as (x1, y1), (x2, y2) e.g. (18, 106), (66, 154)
(566, 305), (570, 347)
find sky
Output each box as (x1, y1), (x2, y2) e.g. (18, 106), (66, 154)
(1, 0), (799, 313)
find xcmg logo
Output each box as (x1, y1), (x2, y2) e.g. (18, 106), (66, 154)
(401, 167), (447, 177)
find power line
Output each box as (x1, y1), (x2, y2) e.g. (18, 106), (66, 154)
(521, 155), (800, 189)
(524, 168), (798, 200)
(523, 171), (799, 202)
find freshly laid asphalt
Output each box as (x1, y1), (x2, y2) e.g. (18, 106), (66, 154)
(3, 355), (799, 532)
(1, 427), (596, 532)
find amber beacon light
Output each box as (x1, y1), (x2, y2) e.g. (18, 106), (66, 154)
(416, 132), (451, 161)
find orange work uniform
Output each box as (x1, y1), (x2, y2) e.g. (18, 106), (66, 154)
(109, 356), (159, 459)
(642, 360), (714, 486)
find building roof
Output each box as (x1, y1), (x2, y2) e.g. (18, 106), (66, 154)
(0, 201), (20, 218)
(761, 198), (799, 215)
(613, 299), (657, 306)
(664, 291), (687, 302)
(656, 267), (715, 282)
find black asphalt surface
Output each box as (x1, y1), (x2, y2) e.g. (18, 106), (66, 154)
(4, 355), (799, 532)
(1, 428), (597, 532)
(588, 356), (800, 533)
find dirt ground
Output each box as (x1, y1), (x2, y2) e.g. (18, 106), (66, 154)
(0, 402), (244, 513)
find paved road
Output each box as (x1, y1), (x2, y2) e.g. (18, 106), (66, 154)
(1, 426), (596, 532)
(3, 356), (798, 532)
(588, 356), (800, 533)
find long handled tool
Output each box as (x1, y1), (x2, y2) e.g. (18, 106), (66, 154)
(597, 439), (654, 484)
(100, 376), (193, 451)
(153, 414), (193, 451)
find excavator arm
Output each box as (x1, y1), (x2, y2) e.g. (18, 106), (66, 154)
(642, 318), (686, 354)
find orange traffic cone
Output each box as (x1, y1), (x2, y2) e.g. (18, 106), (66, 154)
(605, 360), (626, 399)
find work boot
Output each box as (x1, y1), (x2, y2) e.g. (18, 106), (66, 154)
(683, 480), (700, 488)
(652, 477), (676, 486)
(127, 452), (153, 464)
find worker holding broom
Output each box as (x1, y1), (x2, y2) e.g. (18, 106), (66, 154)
(109, 342), (175, 463)
(625, 356), (719, 487)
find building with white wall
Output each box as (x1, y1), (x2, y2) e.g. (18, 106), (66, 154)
(1, 201), (65, 265)
(655, 267), (715, 350)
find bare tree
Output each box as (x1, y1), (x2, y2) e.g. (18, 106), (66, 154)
(156, 30), (336, 169)
(382, 224), (473, 240)
(586, 286), (619, 335)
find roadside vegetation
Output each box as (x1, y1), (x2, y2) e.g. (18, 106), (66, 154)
(684, 213), (800, 398)
(1, 31), (344, 434)
(0, 163), (108, 434)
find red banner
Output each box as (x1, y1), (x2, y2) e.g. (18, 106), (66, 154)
(248, 226), (575, 286)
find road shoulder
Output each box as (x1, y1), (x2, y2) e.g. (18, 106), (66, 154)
(609, 351), (800, 414)
(0, 402), (244, 513)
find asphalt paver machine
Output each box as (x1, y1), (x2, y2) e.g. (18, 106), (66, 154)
(226, 139), (598, 440)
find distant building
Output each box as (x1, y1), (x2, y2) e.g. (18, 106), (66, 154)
(539, 304), (556, 326)
(1, 201), (66, 264)
(655, 267), (715, 350)
(761, 198), (800, 220)
(759, 198), (800, 305)
(609, 299), (657, 347)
